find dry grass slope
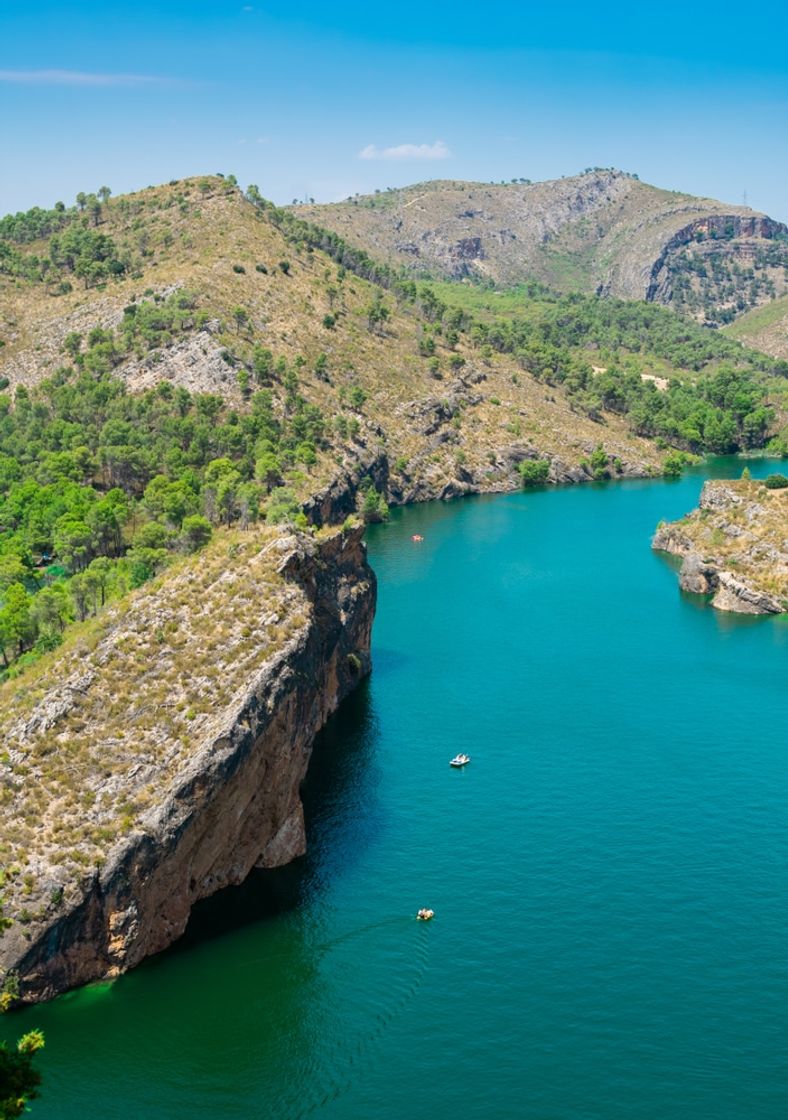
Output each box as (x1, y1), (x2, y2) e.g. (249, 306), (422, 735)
(0, 175), (666, 501)
(0, 523), (308, 921)
(724, 294), (788, 360)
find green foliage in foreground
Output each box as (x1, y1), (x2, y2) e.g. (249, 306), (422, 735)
(764, 473), (788, 489)
(0, 1030), (44, 1119)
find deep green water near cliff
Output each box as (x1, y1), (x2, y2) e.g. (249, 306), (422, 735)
(15, 458), (788, 1119)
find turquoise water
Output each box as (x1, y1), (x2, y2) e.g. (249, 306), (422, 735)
(14, 459), (788, 1119)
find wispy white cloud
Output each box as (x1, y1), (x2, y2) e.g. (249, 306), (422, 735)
(358, 140), (451, 162)
(0, 69), (169, 87)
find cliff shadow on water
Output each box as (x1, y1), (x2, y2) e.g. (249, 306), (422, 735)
(163, 678), (381, 957)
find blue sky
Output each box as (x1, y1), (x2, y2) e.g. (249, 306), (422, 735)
(1, 0), (786, 220)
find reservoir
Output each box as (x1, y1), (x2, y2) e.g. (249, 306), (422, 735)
(16, 458), (788, 1119)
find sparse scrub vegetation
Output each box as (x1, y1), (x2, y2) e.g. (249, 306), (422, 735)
(0, 521), (317, 926)
(0, 176), (785, 903)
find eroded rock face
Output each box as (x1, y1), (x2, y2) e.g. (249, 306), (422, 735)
(712, 571), (783, 615)
(645, 215), (787, 305)
(2, 528), (375, 1004)
(678, 553), (719, 596)
(121, 328), (237, 397)
(652, 480), (787, 615)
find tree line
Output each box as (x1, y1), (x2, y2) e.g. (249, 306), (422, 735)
(0, 293), (334, 674)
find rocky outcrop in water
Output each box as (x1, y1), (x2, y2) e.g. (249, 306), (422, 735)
(652, 479), (787, 615)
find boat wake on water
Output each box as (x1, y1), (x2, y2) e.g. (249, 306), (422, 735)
(285, 917), (435, 1120)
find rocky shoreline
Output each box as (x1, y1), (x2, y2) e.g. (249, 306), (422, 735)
(652, 478), (787, 615)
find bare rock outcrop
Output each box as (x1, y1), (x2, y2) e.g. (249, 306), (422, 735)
(652, 479), (787, 615)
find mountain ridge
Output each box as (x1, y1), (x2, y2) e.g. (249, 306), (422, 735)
(296, 170), (788, 333)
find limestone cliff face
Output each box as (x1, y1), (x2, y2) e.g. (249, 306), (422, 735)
(652, 479), (787, 615)
(643, 214), (786, 305)
(2, 528), (375, 1004)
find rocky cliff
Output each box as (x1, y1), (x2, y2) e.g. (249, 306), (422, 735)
(0, 525), (375, 1004)
(652, 478), (787, 614)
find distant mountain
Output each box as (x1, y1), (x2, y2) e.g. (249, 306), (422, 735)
(297, 171), (788, 331)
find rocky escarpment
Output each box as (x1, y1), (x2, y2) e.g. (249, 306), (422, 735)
(0, 526), (374, 1004)
(652, 478), (787, 614)
(646, 214), (784, 302)
(642, 215), (788, 324)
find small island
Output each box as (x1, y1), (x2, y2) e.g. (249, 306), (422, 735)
(652, 476), (788, 614)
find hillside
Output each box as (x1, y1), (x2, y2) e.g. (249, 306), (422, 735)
(0, 521), (375, 1002)
(652, 476), (788, 613)
(0, 173), (784, 685)
(296, 170), (788, 328)
(0, 178), (784, 624)
(724, 293), (788, 359)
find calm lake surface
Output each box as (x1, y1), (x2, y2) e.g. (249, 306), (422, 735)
(16, 458), (788, 1119)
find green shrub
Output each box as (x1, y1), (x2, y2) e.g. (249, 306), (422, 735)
(180, 515), (213, 552)
(663, 450), (690, 478)
(348, 386), (367, 411)
(589, 445), (609, 479)
(361, 488), (389, 523)
(518, 459), (550, 486)
(265, 487), (305, 526)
